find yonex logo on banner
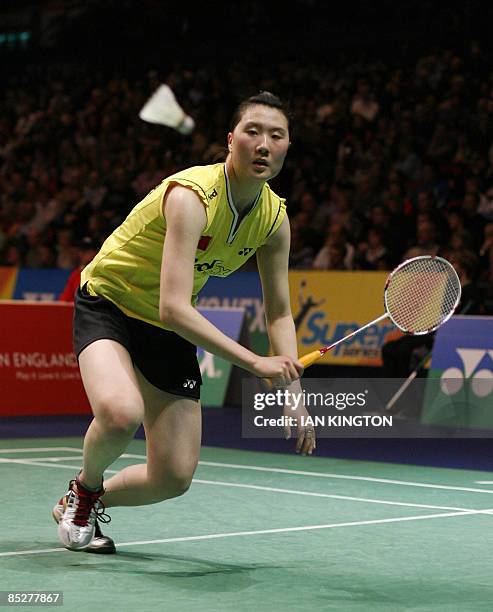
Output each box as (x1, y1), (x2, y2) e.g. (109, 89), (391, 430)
(422, 317), (493, 431)
(440, 349), (493, 398)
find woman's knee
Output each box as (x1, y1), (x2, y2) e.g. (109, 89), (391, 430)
(93, 395), (144, 435)
(150, 462), (197, 499)
(166, 472), (193, 498)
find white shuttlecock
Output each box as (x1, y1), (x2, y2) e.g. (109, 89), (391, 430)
(139, 84), (195, 135)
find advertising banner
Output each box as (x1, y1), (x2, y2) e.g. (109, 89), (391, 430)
(422, 316), (493, 430)
(0, 302), (248, 417)
(289, 271), (400, 366)
(13, 268), (71, 300)
(0, 301), (87, 416)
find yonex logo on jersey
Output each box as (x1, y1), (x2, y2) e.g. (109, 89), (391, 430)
(207, 189), (218, 200)
(183, 379), (197, 389)
(238, 247), (253, 256)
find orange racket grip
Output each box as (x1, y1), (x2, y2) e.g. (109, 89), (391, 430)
(261, 349), (324, 389)
(300, 349), (324, 369)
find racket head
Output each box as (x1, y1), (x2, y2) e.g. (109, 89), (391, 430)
(384, 255), (461, 335)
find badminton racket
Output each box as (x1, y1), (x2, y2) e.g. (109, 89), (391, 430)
(384, 292), (474, 412)
(299, 255), (461, 369)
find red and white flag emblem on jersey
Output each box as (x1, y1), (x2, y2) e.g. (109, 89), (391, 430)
(198, 236), (212, 250)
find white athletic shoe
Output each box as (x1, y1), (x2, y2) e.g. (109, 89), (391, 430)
(53, 484), (115, 554)
(56, 478), (109, 551)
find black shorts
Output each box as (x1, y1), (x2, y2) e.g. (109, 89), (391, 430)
(73, 285), (202, 399)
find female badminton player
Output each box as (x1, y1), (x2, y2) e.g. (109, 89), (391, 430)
(54, 92), (316, 553)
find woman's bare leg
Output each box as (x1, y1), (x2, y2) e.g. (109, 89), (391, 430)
(77, 339), (145, 489)
(102, 368), (201, 507)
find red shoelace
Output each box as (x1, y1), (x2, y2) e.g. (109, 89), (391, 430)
(70, 479), (110, 527)
(73, 487), (104, 527)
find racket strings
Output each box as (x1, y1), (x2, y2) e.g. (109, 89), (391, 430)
(385, 257), (461, 334)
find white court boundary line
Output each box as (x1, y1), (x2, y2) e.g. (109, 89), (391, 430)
(0, 447), (82, 454)
(125, 453), (493, 496)
(198, 460), (493, 496)
(195, 479), (493, 514)
(2, 445), (493, 495)
(1, 456), (85, 462)
(1, 457), (493, 516)
(92, 452), (493, 496)
(0, 509), (490, 558)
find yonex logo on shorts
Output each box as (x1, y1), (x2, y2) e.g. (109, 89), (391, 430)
(183, 379), (197, 389)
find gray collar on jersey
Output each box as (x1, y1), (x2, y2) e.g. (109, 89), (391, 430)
(224, 164), (262, 244)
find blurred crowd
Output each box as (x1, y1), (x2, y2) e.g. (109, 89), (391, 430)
(1, 42), (492, 311)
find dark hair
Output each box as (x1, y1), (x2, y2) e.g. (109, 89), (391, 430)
(230, 91), (290, 131)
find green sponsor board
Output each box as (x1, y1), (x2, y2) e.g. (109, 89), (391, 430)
(249, 327), (269, 356)
(198, 351), (233, 407)
(422, 368), (493, 429)
(421, 317), (493, 430)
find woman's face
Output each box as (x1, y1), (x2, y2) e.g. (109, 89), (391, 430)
(228, 104), (289, 182)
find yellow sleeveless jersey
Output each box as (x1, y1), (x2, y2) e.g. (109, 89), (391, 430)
(81, 163), (286, 328)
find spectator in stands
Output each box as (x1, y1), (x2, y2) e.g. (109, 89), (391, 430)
(448, 250), (484, 315)
(479, 222), (493, 282)
(426, 123), (456, 162)
(313, 222), (354, 270)
(445, 209), (466, 236)
(56, 227), (79, 270)
(355, 227), (388, 270)
(326, 243), (350, 270)
(289, 227), (315, 269)
(404, 220), (440, 259)
(23, 230), (45, 268)
(132, 155), (165, 200)
(0, 242), (23, 267)
(394, 142), (422, 182)
(39, 243), (58, 268)
(351, 79), (380, 122)
(462, 192), (486, 249)
(59, 237), (101, 302)
(478, 185), (493, 222)
(83, 170), (108, 210)
(102, 167), (136, 226)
